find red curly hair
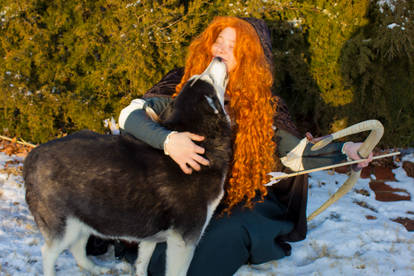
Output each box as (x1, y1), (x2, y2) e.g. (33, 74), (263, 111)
(176, 16), (279, 212)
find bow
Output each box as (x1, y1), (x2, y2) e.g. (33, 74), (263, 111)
(270, 120), (390, 221)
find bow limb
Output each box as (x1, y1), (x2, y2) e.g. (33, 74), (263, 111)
(307, 120), (384, 221)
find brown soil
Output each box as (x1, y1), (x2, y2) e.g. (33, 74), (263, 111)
(402, 161), (414, 177)
(369, 181), (411, 202)
(365, 164), (414, 231)
(392, 217), (414, 231)
(0, 138), (33, 158)
(335, 157), (414, 231)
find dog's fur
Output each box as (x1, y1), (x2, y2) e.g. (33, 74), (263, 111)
(23, 59), (231, 276)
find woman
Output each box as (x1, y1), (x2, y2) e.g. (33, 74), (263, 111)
(118, 16), (371, 275)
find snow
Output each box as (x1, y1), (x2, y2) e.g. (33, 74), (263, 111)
(0, 151), (413, 275)
(378, 0), (396, 13)
(387, 23), (400, 29)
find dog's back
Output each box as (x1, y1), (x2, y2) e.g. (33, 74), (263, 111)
(25, 129), (226, 242)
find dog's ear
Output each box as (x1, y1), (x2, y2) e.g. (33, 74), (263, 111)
(204, 95), (219, 114)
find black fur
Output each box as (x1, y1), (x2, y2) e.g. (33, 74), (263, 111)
(24, 78), (232, 245)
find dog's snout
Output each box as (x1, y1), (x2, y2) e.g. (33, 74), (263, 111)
(214, 56), (223, 62)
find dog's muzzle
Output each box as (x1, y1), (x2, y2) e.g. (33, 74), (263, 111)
(189, 57), (227, 110)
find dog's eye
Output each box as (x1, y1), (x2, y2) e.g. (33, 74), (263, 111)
(204, 95), (219, 114)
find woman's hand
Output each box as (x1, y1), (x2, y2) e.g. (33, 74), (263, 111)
(342, 142), (373, 168)
(164, 132), (210, 174)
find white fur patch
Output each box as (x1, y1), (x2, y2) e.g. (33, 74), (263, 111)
(135, 241), (157, 276)
(165, 230), (196, 276)
(200, 190), (224, 241)
(41, 218), (108, 276)
(43, 216), (195, 276)
(199, 170), (227, 242)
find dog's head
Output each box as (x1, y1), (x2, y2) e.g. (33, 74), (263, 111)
(160, 58), (229, 133)
(186, 57), (228, 112)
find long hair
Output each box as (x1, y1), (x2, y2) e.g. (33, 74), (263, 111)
(176, 16), (279, 212)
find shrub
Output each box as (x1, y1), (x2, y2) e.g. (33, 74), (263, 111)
(0, 0), (412, 147)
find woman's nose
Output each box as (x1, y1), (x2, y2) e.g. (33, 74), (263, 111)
(215, 44), (224, 54)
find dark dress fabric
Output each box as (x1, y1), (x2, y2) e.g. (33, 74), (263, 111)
(148, 189), (294, 276)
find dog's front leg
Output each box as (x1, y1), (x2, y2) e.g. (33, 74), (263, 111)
(165, 232), (196, 276)
(135, 241), (156, 276)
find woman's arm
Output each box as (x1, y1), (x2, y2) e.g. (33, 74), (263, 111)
(276, 129), (371, 171)
(119, 97), (172, 149)
(119, 97), (209, 174)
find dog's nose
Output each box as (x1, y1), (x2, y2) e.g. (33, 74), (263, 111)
(215, 56), (223, 62)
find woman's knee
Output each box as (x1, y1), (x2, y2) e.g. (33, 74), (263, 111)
(202, 215), (250, 248)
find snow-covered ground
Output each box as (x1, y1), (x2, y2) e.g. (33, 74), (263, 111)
(0, 151), (413, 275)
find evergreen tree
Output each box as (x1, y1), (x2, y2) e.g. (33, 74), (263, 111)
(0, 0), (412, 147)
(0, 0), (212, 143)
(340, 0), (414, 147)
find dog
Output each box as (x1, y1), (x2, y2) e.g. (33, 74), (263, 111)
(23, 57), (232, 276)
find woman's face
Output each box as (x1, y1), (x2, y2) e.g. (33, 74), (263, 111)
(211, 27), (236, 72)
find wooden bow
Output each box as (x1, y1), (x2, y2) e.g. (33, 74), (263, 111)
(269, 120), (388, 221)
(307, 120), (384, 220)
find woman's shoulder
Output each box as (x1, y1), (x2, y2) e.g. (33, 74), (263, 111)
(273, 96), (301, 138)
(143, 67), (184, 99)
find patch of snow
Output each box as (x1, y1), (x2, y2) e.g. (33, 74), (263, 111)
(378, 0), (396, 13)
(0, 151), (413, 275)
(103, 117), (120, 135)
(387, 23), (400, 29)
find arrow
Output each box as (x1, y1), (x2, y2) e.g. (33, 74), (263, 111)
(268, 151), (400, 183)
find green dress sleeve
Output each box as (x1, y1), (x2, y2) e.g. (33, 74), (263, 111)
(120, 97), (173, 150)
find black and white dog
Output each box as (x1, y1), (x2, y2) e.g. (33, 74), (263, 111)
(23, 57), (231, 276)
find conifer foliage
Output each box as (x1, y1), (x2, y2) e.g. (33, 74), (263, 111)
(0, 0), (211, 142)
(340, 0), (414, 147)
(0, 0), (413, 147)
